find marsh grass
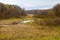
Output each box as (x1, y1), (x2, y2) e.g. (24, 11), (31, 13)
(0, 18), (60, 40)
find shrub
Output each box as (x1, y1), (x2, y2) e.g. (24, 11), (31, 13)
(34, 18), (60, 26)
(54, 18), (60, 25)
(43, 18), (56, 26)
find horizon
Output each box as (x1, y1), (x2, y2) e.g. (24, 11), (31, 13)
(0, 0), (60, 10)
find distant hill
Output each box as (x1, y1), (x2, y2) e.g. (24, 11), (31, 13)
(25, 9), (51, 14)
(26, 3), (60, 18)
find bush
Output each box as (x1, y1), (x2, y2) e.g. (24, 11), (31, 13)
(54, 18), (60, 25)
(43, 18), (56, 26)
(34, 18), (60, 26)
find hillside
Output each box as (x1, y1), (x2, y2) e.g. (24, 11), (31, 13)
(0, 3), (26, 19)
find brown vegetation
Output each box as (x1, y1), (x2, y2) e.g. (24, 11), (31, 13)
(0, 3), (60, 40)
(33, 4), (60, 26)
(0, 3), (26, 19)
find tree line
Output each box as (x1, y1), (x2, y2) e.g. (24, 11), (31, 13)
(33, 4), (60, 18)
(33, 3), (60, 26)
(0, 3), (26, 19)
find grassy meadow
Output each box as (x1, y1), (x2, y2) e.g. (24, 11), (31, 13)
(0, 15), (60, 40)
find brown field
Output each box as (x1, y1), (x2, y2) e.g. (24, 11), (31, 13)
(0, 18), (60, 40)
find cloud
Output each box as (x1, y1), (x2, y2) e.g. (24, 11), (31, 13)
(0, 0), (16, 5)
(0, 0), (60, 10)
(22, 3), (34, 7)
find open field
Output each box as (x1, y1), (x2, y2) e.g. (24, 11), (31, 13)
(0, 17), (60, 40)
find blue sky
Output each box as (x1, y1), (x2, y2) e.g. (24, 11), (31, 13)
(0, 0), (60, 10)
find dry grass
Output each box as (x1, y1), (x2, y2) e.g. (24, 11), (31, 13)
(0, 18), (22, 25)
(0, 18), (60, 40)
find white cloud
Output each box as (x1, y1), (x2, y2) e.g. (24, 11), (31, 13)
(0, 0), (60, 10)
(0, 0), (16, 5)
(22, 3), (34, 7)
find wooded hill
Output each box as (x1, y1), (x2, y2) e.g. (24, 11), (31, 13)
(25, 3), (60, 18)
(0, 3), (26, 19)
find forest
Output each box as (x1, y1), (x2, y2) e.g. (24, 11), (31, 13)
(0, 3), (26, 19)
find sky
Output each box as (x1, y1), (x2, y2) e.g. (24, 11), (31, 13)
(0, 0), (60, 10)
